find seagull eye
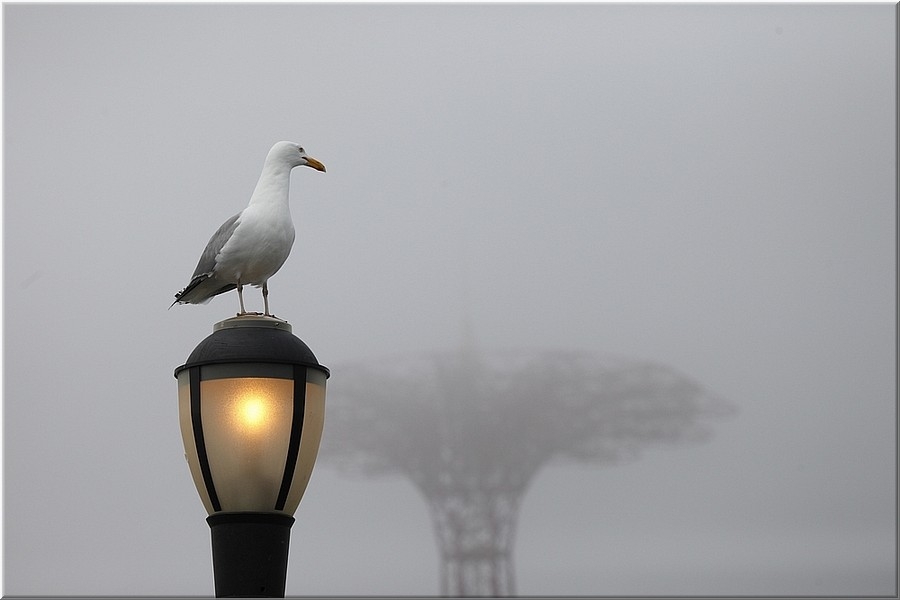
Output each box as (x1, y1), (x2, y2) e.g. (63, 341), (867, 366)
(298, 147), (305, 154)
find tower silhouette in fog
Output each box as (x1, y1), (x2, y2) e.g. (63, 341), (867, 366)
(319, 344), (734, 596)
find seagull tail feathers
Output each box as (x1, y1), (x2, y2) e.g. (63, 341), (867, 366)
(171, 274), (236, 307)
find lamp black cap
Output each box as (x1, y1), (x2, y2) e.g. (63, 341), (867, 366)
(174, 315), (330, 378)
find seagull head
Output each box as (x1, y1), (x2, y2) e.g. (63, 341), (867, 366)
(269, 141), (326, 172)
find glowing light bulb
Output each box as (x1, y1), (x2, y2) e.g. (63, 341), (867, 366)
(239, 396), (266, 428)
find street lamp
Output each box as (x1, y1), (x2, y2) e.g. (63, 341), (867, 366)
(174, 315), (329, 598)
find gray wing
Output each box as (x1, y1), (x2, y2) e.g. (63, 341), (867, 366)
(191, 212), (241, 278)
(171, 212), (242, 306)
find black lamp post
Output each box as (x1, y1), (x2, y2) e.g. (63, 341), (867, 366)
(174, 315), (329, 598)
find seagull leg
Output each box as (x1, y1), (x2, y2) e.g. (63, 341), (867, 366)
(262, 282), (271, 317)
(237, 280), (247, 315)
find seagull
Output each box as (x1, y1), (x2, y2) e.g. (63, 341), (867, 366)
(171, 141), (326, 317)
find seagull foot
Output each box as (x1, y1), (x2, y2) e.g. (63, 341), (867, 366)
(236, 311), (265, 317)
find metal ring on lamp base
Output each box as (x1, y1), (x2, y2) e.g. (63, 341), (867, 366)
(207, 512), (295, 598)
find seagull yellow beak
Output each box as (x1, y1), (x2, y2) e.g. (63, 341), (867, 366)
(304, 156), (326, 172)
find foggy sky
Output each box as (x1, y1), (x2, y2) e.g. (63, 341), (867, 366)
(2, 4), (896, 597)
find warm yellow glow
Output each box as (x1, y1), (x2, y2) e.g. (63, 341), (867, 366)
(239, 396), (267, 428)
(241, 397), (266, 427)
(192, 376), (294, 512)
